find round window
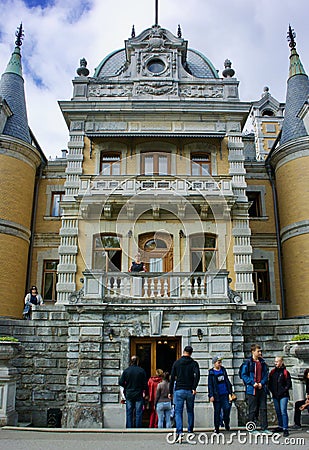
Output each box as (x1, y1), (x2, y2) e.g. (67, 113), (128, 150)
(147, 58), (165, 74)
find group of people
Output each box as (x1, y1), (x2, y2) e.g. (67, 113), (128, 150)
(119, 343), (309, 438)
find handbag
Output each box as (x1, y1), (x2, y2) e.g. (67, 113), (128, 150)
(229, 393), (237, 402)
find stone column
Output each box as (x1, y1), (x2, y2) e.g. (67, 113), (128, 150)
(57, 126), (84, 303)
(228, 134), (255, 304)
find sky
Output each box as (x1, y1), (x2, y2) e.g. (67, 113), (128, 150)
(0, 0), (308, 159)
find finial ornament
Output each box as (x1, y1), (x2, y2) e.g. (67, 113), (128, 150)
(131, 25), (135, 38)
(222, 59), (235, 78)
(15, 23), (24, 47)
(177, 24), (182, 38)
(287, 24), (296, 49)
(77, 58), (89, 77)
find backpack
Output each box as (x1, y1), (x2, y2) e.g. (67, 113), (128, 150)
(238, 360), (250, 384)
(269, 367), (289, 380)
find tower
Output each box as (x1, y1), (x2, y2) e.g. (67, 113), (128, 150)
(0, 25), (46, 317)
(267, 26), (309, 317)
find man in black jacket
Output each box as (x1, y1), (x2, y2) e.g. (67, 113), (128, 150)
(169, 345), (200, 437)
(119, 355), (148, 428)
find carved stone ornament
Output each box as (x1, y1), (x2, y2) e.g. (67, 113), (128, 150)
(135, 81), (177, 96)
(180, 85), (223, 99)
(147, 26), (165, 51)
(88, 84), (133, 97)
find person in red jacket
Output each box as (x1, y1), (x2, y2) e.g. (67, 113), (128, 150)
(148, 369), (163, 427)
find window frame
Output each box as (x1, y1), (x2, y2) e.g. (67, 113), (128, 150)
(252, 259), (271, 302)
(50, 191), (65, 217)
(246, 186), (267, 218)
(100, 152), (121, 176)
(42, 259), (58, 302)
(191, 152), (211, 176)
(92, 234), (122, 271)
(190, 234), (217, 272)
(141, 152), (171, 176)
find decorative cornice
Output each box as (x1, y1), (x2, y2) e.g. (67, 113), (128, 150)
(0, 135), (43, 169)
(280, 220), (309, 243)
(0, 218), (30, 242)
(268, 135), (309, 170)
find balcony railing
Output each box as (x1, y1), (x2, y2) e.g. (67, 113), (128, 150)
(79, 175), (233, 197)
(80, 270), (233, 303)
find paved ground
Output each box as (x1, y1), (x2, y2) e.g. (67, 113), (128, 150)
(0, 427), (308, 450)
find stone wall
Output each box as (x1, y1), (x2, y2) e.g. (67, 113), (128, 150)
(0, 303), (308, 428)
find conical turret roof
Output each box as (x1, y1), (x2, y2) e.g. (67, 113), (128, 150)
(0, 25), (31, 144)
(280, 26), (309, 145)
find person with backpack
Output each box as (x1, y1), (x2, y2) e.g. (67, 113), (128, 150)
(240, 344), (272, 435)
(208, 356), (233, 433)
(268, 356), (292, 437)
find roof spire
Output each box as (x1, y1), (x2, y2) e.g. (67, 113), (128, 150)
(280, 25), (309, 145)
(287, 25), (306, 78)
(155, 0), (159, 26)
(15, 23), (24, 47)
(0, 24), (31, 143)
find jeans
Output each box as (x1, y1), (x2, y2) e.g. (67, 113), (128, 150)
(273, 397), (289, 430)
(213, 394), (231, 431)
(174, 389), (195, 434)
(156, 401), (172, 428)
(247, 389), (268, 430)
(126, 398), (144, 428)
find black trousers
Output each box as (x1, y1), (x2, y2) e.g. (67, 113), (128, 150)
(247, 389), (268, 430)
(294, 400), (309, 426)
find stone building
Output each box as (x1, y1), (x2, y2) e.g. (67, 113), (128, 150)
(0, 17), (308, 428)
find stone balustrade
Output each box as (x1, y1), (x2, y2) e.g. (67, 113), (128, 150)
(81, 270), (231, 303)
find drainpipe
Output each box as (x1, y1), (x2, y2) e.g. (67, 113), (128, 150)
(266, 161), (286, 318)
(26, 162), (44, 293)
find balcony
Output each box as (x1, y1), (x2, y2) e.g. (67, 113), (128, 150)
(78, 175), (234, 198)
(79, 270), (239, 304)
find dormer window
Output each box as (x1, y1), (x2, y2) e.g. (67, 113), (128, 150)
(147, 58), (165, 74)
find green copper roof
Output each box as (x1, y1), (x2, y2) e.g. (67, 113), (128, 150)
(4, 46), (23, 78)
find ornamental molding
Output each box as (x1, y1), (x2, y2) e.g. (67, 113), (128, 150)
(134, 81), (177, 96)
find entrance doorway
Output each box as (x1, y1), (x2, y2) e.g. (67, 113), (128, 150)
(130, 337), (181, 380)
(130, 337), (181, 427)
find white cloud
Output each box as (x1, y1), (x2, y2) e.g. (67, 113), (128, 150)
(0, 0), (308, 158)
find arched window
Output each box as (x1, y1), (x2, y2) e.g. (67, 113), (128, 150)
(191, 153), (211, 176)
(93, 234), (122, 271)
(190, 234), (217, 272)
(100, 152), (121, 175)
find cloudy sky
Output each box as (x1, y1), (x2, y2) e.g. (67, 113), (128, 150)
(0, 0), (308, 159)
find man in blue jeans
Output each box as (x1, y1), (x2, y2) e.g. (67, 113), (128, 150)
(119, 355), (148, 428)
(169, 345), (200, 439)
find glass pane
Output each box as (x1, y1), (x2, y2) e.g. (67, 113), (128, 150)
(108, 250), (122, 271)
(201, 162), (210, 175)
(204, 236), (216, 248)
(101, 236), (120, 248)
(149, 258), (163, 272)
(45, 261), (58, 270)
(44, 273), (54, 300)
(205, 251), (216, 270)
(51, 194), (62, 216)
(101, 163), (111, 175)
(94, 252), (106, 270)
(191, 251), (203, 272)
(158, 156), (168, 175)
(191, 162), (200, 176)
(144, 156), (153, 175)
(111, 162), (120, 175)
